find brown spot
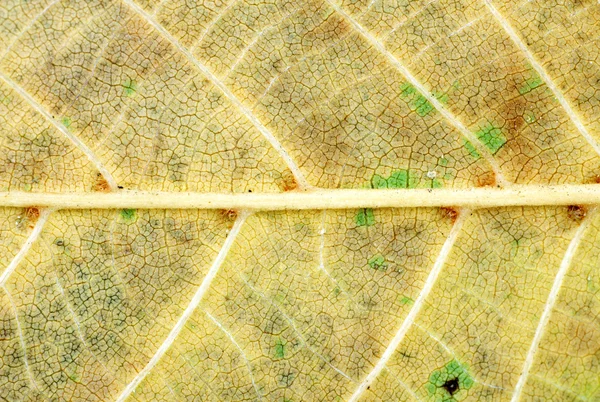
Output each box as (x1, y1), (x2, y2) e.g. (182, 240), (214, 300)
(440, 207), (459, 223)
(220, 209), (238, 221)
(567, 205), (587, 222)
(591, 175), (600, 184)
(94, 173), (111, 192)
(24, 206), (40, 228)
(476, 171), (497, 187)
(279, 171), (299, 192)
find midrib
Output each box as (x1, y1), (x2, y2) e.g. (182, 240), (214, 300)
(1, 184), (600, 210)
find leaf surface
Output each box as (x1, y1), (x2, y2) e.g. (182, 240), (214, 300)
(0, 0), (599, 401)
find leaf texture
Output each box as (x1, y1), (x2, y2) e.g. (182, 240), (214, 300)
(0, 0), (599, 401)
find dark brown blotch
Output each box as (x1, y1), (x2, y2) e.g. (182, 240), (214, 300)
(442, 377), (460, 396)
(567, 205), (587, 222)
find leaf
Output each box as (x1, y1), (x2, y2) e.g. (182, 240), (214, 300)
(0, 1), (599, 401)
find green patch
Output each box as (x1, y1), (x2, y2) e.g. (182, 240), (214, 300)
(123, 78), (137, 96)
(399, 83), (449, 117)
(518, 75), (544, 95)
(475, 123), (506, 154)
(120, 208), (137, 223)
(368, 254), (387, 271)
(61, 117), (72, 128)
(355, 208), (375, 227)
(464, 140), (481, 159)
(399, 296), (413, 305)
(426, 360), (474, 401)
(275, 339), (286, 359)
(371, 169), (416, 189)
(438, 157), (449, 167)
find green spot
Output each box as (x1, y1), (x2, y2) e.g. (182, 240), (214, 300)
(371, 170), (415, 189)
(275, 339), (286, 359)
(400, 83), (417, 96)
(475, 123), (506, 154)
(399, 83), (449, 117)
(120, 209), (137, 223)
(519, 75), (544, 95)
(414, 94), (435, 116)
(333, 286), (341, 296)
(355, 208), (375, 227)
(427, 360), (474, 401)
(431, 178), (443, 189)
(524, 111), (536, 124)
(61, 117), (72, 128)
(368, 254), (387, 271)
(439, 157), (449, 167)
(399, 296), (413, 305)
(463, 140), (480, 159)
(123, 78), (137, 96)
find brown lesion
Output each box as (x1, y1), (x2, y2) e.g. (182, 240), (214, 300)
(476, 171), (497, 187)
(278, 170), (299, 192)
(16, 206), (41, 231)
(220, 209), (238, 222)
(566, 205), (587, 222)
(24, 206), (41, 229)
(439, 207), (459, 223)
(93, 172), (111, 192)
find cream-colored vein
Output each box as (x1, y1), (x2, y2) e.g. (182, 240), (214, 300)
(115, 211), (248, 402)
(3, 287), (39, 392)
(323, 0), (508, 186)
(483, 0), (600, 158)
(3, 185), (600, 210)
(205, 311), (262, 400)
(0, 71), (118, 190)
(0, 208), (52, 287)
(347, 209), (470, 402)
(0, 0), (61, 61)
(510, 209), (595, 402)
(121, 0), (310, 189)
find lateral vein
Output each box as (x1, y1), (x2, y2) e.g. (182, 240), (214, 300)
(483, 0), (600, 158)
(347, 209), (470, 401)
(510, 208), (595, 402)
(323, 0), (508, 186)
(0, 208), (52, 287)
(0, 71), (118, 191)
(115, 212), (248, 402)
(121, 0), (310, 189)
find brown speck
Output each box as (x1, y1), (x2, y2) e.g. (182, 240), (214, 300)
(94, 173), (111, 192)
(476, 172), (497, 187)
(567, 205), (587, 222)
(220, 209), (238, 221)
(24, 207), (40, 228)
(280, 171), (299, 192)
(440, 207), (459, 223)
